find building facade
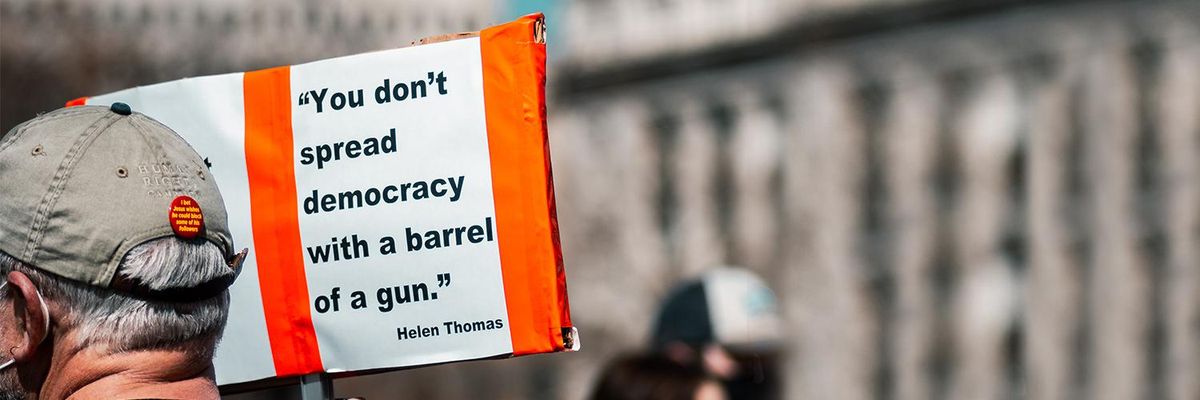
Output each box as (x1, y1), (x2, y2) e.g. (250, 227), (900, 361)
(549, 1), (1200, 400)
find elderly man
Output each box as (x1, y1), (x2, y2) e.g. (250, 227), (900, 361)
(0, 103), (245, 399)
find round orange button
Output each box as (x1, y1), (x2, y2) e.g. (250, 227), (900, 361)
(168, 195), (205, 239)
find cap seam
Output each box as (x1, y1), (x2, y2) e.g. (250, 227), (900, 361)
(23, 114), (121, 265)
(133, 113), (210, 170)
(0, 107), (100, 151)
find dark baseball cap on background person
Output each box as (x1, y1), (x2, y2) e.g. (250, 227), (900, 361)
(651, 267), (783, 400)
(651, 267), (782, 351)
(0, 103), (242, 300)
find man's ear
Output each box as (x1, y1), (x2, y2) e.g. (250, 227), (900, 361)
(5, 271), (49, 362)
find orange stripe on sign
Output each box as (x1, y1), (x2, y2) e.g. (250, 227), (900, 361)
(481, 13), (572, 356)
(243, 67), (324, 375)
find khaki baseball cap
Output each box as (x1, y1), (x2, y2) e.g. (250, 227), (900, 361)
(0, 103), (238, 296)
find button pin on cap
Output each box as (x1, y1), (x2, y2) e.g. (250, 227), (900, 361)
(110, 102), (132, 116)
(169, 195), (205, 239)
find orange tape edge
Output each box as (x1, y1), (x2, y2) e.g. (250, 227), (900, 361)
(481, 13), (572, 356)
(243, 67), (324, 376)
(65, 97), (89, 107)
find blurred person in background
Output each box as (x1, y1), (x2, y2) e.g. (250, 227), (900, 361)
(0, 104), (245, 399)
(650, 268), (782, 400)
(589, 354), (725, 400)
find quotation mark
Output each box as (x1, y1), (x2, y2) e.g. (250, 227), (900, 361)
(436, 273), (451, 287)
(297, 91), (311, 106)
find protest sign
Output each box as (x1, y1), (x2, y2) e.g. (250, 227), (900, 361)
(69, 14), (576, 386)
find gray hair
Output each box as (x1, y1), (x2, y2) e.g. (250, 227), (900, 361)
(0, 238), (232, 357)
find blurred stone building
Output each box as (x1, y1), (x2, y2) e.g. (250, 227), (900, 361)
(551, 2), (1199, 400)
(3, 1), (1199, 400)
(552, 0), (1200, 398)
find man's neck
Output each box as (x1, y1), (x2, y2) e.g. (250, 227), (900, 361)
(41, 345), (218, 400)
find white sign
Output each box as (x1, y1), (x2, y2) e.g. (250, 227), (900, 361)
(81, 14), (575, 386)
